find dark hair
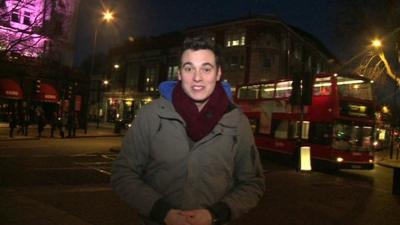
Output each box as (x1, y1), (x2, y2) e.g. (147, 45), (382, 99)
(181, 35), (222, 67)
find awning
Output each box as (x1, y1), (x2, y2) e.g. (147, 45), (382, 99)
(0, 78), (23, 100)
(35, 83), (59, 103)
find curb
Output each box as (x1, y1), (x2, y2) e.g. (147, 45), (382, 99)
(0, 134), (124, 141)
(0, 137), (40, 141)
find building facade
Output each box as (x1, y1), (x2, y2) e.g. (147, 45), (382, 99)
(0, 0), (83, 127)
(101, 15), (337, 122)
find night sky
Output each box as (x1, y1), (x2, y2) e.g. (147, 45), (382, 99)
(74, 0), (337, 66)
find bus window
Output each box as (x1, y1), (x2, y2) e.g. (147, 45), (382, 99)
(260, 83), (275, 98)
(309, 123), (332, 145)
(275, 81), (292, 98)
(272, 120), (288, 139)
(288, 120), (300, 139)
(314, 77), (332, 96)
(337, 76), (373, 100)
(332, 122), (373, 151)
(237, 84), (260, 100)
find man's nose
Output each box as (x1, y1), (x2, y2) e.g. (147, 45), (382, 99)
(193, 69), (202, 81)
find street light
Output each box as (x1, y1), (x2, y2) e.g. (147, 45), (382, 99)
(89, 9), (115, 127)
(89, 9), (115, 77)
(371, 38), (382, 48)
(102, 10), (114, 22)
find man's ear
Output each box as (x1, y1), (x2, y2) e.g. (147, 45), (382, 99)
(177, 69), (182, 80)
(217, 67), (222, 81)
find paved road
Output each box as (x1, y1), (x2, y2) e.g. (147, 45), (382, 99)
(0, 138), (399, 225)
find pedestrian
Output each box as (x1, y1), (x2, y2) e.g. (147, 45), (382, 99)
(59, 112), (67, 138)
(67, 111), (78, 137)
(35, 106), (45, 137)
(50, 112), (59, 138)
(20, 106), (30, 136)
(111, 36), (265, 225)
(8, 111), (17, 138)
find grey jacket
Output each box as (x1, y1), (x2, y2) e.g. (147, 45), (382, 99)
(111, 97), (265, 224)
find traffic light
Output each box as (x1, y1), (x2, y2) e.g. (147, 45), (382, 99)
(290, 72), (314, 106)
(290, 72), (302, 105)
(34, 79), (41, 94)
(67, 85), (73, 99)
(302, 72), (314, 105)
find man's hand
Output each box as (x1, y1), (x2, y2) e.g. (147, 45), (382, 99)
(164, 209), (191, 225)
(181, 209), (213, 225)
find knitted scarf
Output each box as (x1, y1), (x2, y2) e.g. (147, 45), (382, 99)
(172, 81), (229, 142)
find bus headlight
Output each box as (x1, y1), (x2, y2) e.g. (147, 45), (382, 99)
(336, 157), (344, 163)
(373, 141), (378, 147)
(369, 159), (374, 163)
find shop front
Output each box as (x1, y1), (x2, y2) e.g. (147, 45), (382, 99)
(0, 78), (24, 122)
(33, 83), (60, 120)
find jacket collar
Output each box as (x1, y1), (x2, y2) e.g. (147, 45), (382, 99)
(156, 97), (240, 129)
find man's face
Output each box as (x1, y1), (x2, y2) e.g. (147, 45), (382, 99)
(178, 49), (221, 110)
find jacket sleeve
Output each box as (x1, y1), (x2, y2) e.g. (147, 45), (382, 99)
(221, 114), (266, 220)
(110, 106), (165, 217)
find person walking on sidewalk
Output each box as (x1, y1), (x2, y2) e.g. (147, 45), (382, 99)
(35, 106), (45, 137)
(8, 111), (17, 138)
(111, 36), (265, 225)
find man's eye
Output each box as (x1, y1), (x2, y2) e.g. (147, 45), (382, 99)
(202, 67), (212, 73)
(183, 67), (193, 72)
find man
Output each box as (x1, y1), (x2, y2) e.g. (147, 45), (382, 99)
(111, 36), (265, 225)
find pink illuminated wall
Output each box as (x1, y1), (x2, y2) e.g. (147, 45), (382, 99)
(0, 0), (79, 59)
(0, 0), (80, 64)
(0, 0), (48, 57)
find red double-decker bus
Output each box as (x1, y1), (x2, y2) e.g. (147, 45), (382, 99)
(235, 73), (376, 170)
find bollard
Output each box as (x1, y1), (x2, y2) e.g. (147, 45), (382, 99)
(299, 146), (312, 171)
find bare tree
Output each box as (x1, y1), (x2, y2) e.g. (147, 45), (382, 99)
(333, 0), (400, 85)
(0, 0), (65, 59)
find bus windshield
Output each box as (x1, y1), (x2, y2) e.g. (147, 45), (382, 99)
(332, 122), (373, 151)
(337, 76), (373, 100)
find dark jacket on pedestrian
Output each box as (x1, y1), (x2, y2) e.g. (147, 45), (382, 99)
(111, 81), (265, 225)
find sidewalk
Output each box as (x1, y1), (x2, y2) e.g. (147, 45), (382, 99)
(0, 122), (125, 141)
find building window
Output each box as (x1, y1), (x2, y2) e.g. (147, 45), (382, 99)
(263, 55), (272, 68)
(293, 43), (302, 60)
(316, 62), (321, 73)
(144, 67), (158, 92)
(23, 11), (31, 25)
(167, 65), (179, 80)
(225, 30), (246, 47)
(11, 11), (20, 23)
(230, 56), (239, 66)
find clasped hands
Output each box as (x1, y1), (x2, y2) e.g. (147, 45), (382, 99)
(164, 208), (213, 225)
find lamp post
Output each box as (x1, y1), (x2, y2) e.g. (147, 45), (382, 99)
(89, 9), (115, 128)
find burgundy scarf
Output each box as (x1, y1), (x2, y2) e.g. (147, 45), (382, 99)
(172, 82), (229, 142)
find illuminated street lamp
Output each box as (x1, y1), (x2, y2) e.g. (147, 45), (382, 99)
(371, 38), (382, 48)
(89, 9), (115, 125)
(382, 105), (390, 114)
(89, 9), (115, 77)
(102, 10), (114, 22)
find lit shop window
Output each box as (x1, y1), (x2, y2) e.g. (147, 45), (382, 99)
(145, 67), (158, 92)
